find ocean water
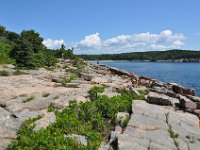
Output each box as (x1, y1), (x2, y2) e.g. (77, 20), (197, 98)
(99, 61), (200, 96)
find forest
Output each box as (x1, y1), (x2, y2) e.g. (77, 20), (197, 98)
(79, 50), (200, 62)
(0, 25), (75, 69)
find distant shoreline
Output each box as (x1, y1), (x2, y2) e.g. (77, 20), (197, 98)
(87, 60), (200, 63)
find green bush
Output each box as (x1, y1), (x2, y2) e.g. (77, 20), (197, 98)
(42, 92), (50, 97)
(24, 95), (35, 102)
(8, 90), (141, 149)
(0, 70), (10, 76)
(88, 86), (105, 100)
(13, 69), (28, 75)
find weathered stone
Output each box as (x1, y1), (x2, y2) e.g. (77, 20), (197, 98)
(64, 83), (80, 88)
(116, 100), (200, 150)
(14, 109), (47, 121)
(0, 139), (12, 150)
(187, 95), (200, 103)
(170, 83), (195, 96)
(78, 73), (92, 81)
(52, 78), (64, 83)
(0, 107), (10, 117)
(147, 92), (179, 107)
(151, 87), (179, 99)
(152, 80), (166, 87)
(108, 67), (135, 78)
(179, 95), (197, 110)
(66, 134), (87, 146)
(115, 125), (122, 134)
(34, 112), (56, 131)
(130, 87), (140, 95)
(103, 87), (120, 98)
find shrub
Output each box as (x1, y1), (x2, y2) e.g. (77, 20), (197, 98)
(42, 92), (50, 97)
(13, 69), (28, 75)
(168, 128), (179, 139)
(24, 95), (35, 102)
(54, 95), (60, 100)
(0, 70), (10, 76)
(65, 68), (78, 74)
(88, 86), (105, 100)
(8, 91), (140, 149)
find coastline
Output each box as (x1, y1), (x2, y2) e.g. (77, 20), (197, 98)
(87, 60), (200, 63)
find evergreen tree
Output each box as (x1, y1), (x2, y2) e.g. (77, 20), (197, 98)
(10, 39), (35, 69)
(20, 30), (45, 53)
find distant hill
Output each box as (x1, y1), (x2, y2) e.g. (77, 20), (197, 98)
(79, 50), (200, 62)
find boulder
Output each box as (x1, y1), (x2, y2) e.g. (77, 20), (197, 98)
(116, 100), (200, 150)
(139, 76), (155, 87)
(170, 83), (195, 96)
(34, 112), (56, 131)
(179, 95), (197, 110)
(108, 66), (137, 78)
(147, 92), (179, 107)
(150, 87), (179, 99)
(78, 73), (92, 81)
(187, 95), (200, 103)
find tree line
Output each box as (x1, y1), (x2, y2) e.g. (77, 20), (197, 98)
(79, 50), (200, 62)
(0, 25), (75, 69)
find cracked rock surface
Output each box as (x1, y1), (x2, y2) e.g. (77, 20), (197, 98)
(116, 100), (200, 150)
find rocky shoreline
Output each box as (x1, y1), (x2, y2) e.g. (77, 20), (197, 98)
(0, 61), (200, 150)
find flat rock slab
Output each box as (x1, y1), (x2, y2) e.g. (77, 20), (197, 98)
(148, 92), (180, 107)
(116, 100), (200, 150)
(179, 95), (197, 110)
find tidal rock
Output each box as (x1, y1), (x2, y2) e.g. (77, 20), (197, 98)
(187, 95), (200, 108)
(170, 83), (195, 96)
(147, 92), (179, 107)
(179, 95), (197, 110)
(108, 67), (136, 78)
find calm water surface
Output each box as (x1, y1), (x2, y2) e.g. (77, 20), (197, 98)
(100, 61), (200, 96)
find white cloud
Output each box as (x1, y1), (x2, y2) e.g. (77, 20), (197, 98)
(150, 44), (166, 50)
(79, 32), (101, 48)
(74, 30), (185, 54)
(43, 39), (64, 49)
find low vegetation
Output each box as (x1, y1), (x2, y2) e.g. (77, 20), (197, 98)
(0, 70), (9, 76)
(8, 86), (145, 149)
(79, 50), (200, 62)
(0, 25), (85, 70)
(88, 86), (105, 100)
(42, 92), (50, 97)
(13, 69), (28, 75)
(24, 95), (35, 103)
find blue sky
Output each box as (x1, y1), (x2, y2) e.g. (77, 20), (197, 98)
(1, 0), (200, 54)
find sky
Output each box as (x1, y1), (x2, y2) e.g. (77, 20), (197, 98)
(1, 0), (200, 54)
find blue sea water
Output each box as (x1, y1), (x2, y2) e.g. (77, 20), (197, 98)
(100, 61), (200, 96)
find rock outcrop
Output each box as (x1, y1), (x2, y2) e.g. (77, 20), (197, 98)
(112, 101), (200, 150)
(1, 62), (200, 150)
